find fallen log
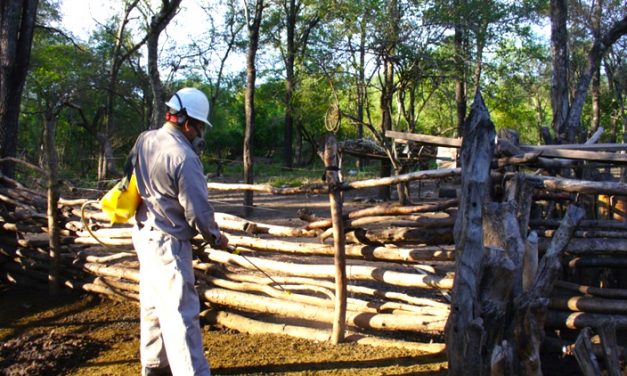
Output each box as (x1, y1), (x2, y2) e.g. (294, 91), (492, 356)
(198, 272), (335, 309)
(0, 173), (47, 199)
(566, 256), (627, 268)
(200, 287), (447, 333)
(200, 309), (446, 353)
(549, 295), (627, 314)
(302, 199), (458, 229)
(200, 270), (449, 315)
(214, 212), (318, 237)
(317, 215), (455, 233)
(226, 234), (455, 263)
(545, 310), (627, 330)
(537, 237), (627, 255)
(214, 272), (450, 309)
(554, 280), (627, 299)
(76, 251), (137, 264)
(80, 262), (140, 283)
(530, 218), (627, 231)
(523, 174), (627, 196)
(0, 222), (45, 233)
(205, 249), (454, 290)
(539, 229), (627, 239)
(66, 280), (140, 302)
(0, 187), (46, 210)
(93, 276), (140, 294)
(347, 227), (453, 246)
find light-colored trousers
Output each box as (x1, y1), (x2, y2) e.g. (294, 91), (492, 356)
(132, 224), (211, 376)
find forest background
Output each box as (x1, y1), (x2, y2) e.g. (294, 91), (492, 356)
(1, 0), (626, 198)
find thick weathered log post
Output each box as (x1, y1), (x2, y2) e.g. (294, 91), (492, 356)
(445, 91), (496, 375)
(324, 133), (347, 344)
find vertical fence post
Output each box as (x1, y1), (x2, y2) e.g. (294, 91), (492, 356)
(324, 133), (347, 344)
(45, 114), (60, 297)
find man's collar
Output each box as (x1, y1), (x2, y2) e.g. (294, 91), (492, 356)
(161, 122), (192, 146)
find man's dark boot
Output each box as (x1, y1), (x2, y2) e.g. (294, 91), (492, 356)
(143, 365), (173, 376)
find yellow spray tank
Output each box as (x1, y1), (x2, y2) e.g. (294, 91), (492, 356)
(100, 173), (141, 224)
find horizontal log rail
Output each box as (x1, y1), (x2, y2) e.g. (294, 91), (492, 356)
(521, 174), (627, 196)
(206, 168), (461, 194)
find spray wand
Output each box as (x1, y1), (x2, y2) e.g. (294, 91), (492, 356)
(198, 242), (291, 294)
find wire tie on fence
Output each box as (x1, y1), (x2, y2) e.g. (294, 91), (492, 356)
(321, 165), (340, 182)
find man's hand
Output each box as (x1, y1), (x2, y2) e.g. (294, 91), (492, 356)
(214, 233), (229, 250)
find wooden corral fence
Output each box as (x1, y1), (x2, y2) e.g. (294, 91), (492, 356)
(1, 96), (627, 373)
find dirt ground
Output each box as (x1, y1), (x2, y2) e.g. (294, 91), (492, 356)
(1, 180), (453, 375)
(0, 286), (448, 376)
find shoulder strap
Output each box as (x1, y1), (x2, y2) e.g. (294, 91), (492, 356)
(119, 147), (137, 191)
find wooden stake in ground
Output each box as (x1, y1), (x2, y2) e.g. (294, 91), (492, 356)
(324, 133), (347, 344)
(45, 113), (61, 297)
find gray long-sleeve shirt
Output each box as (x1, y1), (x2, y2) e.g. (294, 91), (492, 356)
(132, 123), (222, 244)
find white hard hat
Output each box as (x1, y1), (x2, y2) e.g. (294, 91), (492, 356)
(165, 87), (212, 127)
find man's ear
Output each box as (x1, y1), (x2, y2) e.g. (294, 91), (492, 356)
(181, 120), (191, 132)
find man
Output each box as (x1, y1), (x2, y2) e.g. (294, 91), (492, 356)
(131, 87), (229, 376)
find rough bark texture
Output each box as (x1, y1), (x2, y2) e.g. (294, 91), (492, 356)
(0, 0), (38, 178)
(550, 0), (570, 143)
(99, 0), (143, 180)
(446, 92), (496, 376)
(454, 0), (467, 137)
(566, 14), (627, 136)
(282, 0), (296, 168)
(243, 0), (264, 217)
(146, 0), (181, 130)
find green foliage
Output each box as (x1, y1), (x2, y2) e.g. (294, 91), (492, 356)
(13, 0), (624, 187)
(483, 36), (550, 143)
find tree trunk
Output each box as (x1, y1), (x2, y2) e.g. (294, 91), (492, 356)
(243, 0), (264, 217)
(454, 0), (467, 137)
(146, 0), (181, 130)
(96, 132), (117, 182)
(590, 0), (602, 135)
(550, 0), (570, 143)
(282, 0), (296, 169)
(377, 0), (397, 202)
(566, 15), (627, 135)
(100, 0), (142, 180)
(356, 13), (367, 169)
(0, 0), (38, 178)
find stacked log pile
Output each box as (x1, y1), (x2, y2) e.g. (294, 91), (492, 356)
(1, 132), (627, 365)
(0, 171), (457, 352)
